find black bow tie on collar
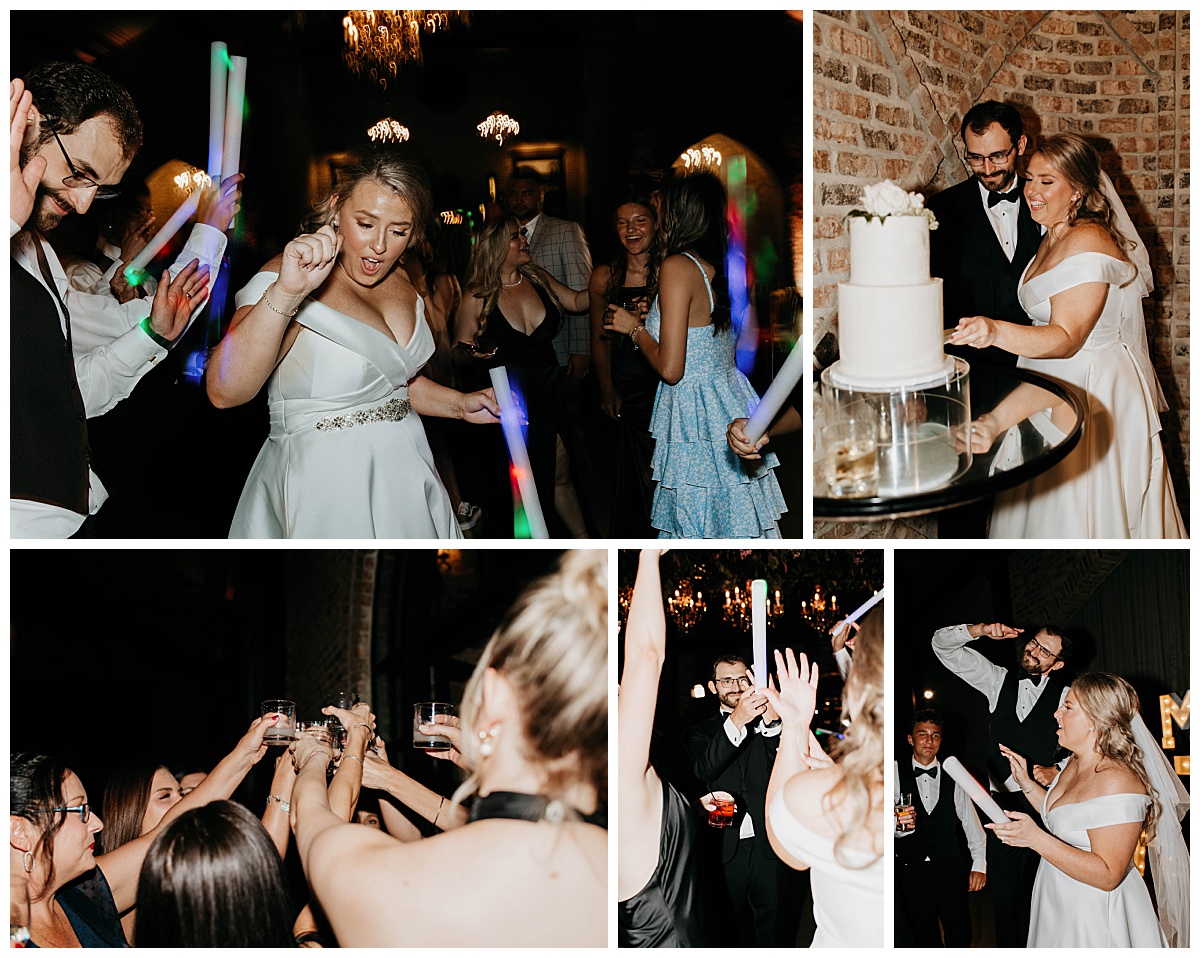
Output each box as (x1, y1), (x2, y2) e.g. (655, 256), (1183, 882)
(914, 764), (938, 778)
(988, 188), (1020, 208)
(1019, 668), (1045, 685)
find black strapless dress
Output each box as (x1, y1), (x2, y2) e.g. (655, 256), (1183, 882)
(606, 284), (658, 537)
(618, 777), (706, 947)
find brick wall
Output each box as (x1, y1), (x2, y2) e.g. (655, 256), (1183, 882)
(813, 10), (1190, 502)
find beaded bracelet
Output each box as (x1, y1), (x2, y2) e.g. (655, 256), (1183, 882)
(262, 287), (299, 318)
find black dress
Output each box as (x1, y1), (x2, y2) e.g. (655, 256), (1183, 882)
(606, 284), (658, 538)
(478, 283), (567, 536)
(618, 777), (706, 947)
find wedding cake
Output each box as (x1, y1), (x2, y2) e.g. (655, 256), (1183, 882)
(832, 181), (948, 388)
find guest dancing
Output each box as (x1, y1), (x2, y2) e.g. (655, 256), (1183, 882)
(206, 151), (500, 538)
(619, 548), (706, 947)
(762, 606), (885, 947)
(289, 551), (606, 946)
(605, 172), (786, 538)
(988, 673), (1189, 948)
(590, 187), (661, 537)
(951, 133), (1185, 538)
(456, 216), (591, 537)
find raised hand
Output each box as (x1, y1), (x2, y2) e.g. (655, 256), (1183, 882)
(729, 688), (768, 732)
(322, 701), (375, 737)
(830, 617), (860, 653)
(10, 80), (45, 230)
(291, 733), (334, 774)
(147, 258), (210, 342)
(997, 743), (1034, 791)
(237, 713), (278, 764)
(360, 736), (394, 790)
(970, 622), (1023, 640)
(197, 172), (244, 233)
(420, 714), (468, 769)
(760, 648), (818, 729)
(277, 225), (341, 299)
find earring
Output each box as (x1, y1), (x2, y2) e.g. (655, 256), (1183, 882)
(22, 851), (34, 874)
(479, 727), (498, 757)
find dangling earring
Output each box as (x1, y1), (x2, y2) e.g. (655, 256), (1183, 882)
(479, 727), (498, 757)
(22, 851), (34, 874)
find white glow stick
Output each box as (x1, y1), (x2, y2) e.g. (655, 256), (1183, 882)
(744, 342), (805, 444)
(942, 757), (1009, 824)
(207, 42), (227, 178)
(123, 190), (202, 285)
(844, 588), (885, 626)
(488, 366), (549, 539)
(222, 56), (247, 177)
(751, 579), (767, 689)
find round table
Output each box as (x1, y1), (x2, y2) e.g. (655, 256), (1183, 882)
(814, 363), (1085, 521)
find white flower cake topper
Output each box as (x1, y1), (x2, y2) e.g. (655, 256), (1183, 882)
(850, 180), (938, 229)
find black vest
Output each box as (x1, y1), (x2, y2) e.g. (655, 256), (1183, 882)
(987, 669), (1064, 787)
(10, 257), (92, 516)
(895, 761), (963, 863)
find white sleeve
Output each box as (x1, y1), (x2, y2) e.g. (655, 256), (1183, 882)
(723, 715), (747, 747)
(833, 646), (852, 682)
(932, 624), (1007, 711)
(955, 781), (988, 873)
(74, 323), (168, 417)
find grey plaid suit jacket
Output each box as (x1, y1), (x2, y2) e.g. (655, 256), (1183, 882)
(527, 213), (593, 366)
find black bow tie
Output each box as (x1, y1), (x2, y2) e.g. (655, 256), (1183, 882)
(988, 189), (1020, 208)
(914, 765), (938, 778)
(1019, 669), (1045, 684)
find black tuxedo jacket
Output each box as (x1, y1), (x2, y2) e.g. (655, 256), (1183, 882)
(927, 177), (1042, 369)
(687, 711), (780, 864)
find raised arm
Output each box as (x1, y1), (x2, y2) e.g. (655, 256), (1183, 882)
(360, 736), (468, 831)
(325, 702), (376, 821)
(931, 624), (1017, 711)
(762, 648), (821, 871)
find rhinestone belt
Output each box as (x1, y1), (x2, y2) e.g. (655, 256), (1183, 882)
(315, 397), (411, 432)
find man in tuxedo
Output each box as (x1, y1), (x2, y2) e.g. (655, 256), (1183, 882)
(687, 653), (785, 946)
(933, 622), (1071, 947)
(894, 709), (987, 947)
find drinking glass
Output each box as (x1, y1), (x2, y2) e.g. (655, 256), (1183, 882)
(298, 719), (336, 748)
(324, 691), (359, 746)
(895, 792), (916, 833)
(821, 419), (879, 497)
(260, 700), (297, 745)
(413, 702), (456, 750)
(708, 796), (736, 828)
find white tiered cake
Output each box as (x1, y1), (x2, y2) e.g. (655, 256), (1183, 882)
(832, 187), (949, 388)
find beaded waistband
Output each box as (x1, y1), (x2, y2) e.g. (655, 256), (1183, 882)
(315, 397), (411, 432)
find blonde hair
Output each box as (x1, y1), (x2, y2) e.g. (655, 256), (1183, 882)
(1070, 672), (1159, 844)
(453, 551), (607, 809)
(301, 151), (431, 253)
(464, 216), (564, 330)
(826, 604), (884, 868)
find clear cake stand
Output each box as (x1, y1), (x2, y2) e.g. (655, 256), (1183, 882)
(819, 356), (972, 497)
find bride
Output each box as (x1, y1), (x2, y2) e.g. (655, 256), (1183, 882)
(207, 152), (499, 538)
(989, 672), (1189, 948)
(951, 133), (1184, 538)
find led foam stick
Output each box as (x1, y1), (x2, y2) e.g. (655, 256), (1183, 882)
(488, 366), (549, 539)
(743, 341), (805, 444)
(752, 579), (768, 689)
(207, 42), (228, 178)
(941, 757), (1009, 824)
(222, 56), (247, 177)
(844, 588), (885, 626)
(123, 190), (203, 287)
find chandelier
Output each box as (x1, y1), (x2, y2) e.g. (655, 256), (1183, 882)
(478, 111), (519, 146)
(800, 584), (839, 632)
(667, 580), (706, 634)
(680, 146), (723, 171)
(367, 118), (410, 144)
(343, 11), (470, 88)
(722, 581), (784, 632)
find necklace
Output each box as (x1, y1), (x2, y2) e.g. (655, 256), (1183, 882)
(502, 274), (523, 288)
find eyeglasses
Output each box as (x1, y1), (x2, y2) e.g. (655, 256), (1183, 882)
(964, 145), (1016, 168)
(714, 676), (753, 689)
(43, 804), (91, 824)
(1027, 635), (1058, 660)
(46, 125), (119, 199)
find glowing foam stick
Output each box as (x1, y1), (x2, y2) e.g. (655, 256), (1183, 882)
(207, 42), (228, 178)
(123, 190), (202, 287)
(743, 342), (805, 444)
(941, 757), (1009, 824)
(222, 56), (247, 177)
(488, 366), (549, 539)
(844, 588), (885, 626)
(752, 579), (768, 689)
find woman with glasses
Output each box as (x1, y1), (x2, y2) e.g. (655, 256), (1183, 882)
(950, 133), (1185, 538)
(9, 716), (277, 947)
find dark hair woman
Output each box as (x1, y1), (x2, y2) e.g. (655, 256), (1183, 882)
(589, 185), (662, 537)
(604, 172), (786, 538)
(9, 715), (275, 948)
(134, 801), (295, 948)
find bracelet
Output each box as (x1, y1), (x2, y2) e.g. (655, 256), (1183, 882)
(629, 324), (647, 352)
(342, 753), (363, 766)
(265, 794), (291, 812)
(262, 286), (299, 318)
(298, 749), (331, 772)
(139, 316), (173, 349)
(433, 795), (445, 828)
(352, 723), (372, 732)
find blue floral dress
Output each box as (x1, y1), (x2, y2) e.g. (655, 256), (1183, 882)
(646, 253), (786, 538)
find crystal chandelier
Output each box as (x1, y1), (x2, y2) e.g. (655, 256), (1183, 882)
(343, 10), (470, 88)
(477, 111), (519, 146)
(800, 584), (838, 632)
(722, 581), (784, 632)
(667, 580), (706, 634)
(367, 118), (410, 144)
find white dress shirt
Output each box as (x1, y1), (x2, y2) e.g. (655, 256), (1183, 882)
(978, 178), (1021, 263)
(932, 624), (1069, 791)
(720, 705), (781, 839)
(63, 238), (158, 301)
(894, 757), (987, 874)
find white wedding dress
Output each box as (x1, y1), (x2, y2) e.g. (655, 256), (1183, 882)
(1028, 773), (1164, 947)
(768, 791), (883, 947)
(229, 272), (461, 539)
(990, 252), (1185, 538)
